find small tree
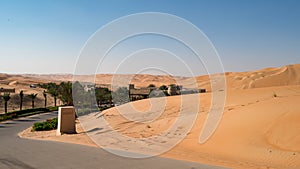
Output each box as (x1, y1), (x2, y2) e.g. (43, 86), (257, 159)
(95, 87), (112, 107)
(51, 92), (58, 107)
(3, 93), (11, 113)
(27, 93), (38, 108)
(19, 90), (24, 110)
(43, 90), (47, 108)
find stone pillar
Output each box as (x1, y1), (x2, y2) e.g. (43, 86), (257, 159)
(57, 106), (76, 135)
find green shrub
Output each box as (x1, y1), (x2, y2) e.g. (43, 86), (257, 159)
(32, 118), (58, 131)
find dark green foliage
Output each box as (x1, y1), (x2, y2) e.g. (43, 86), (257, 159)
(159, 85), (168, 90)
(13, 108), (46, 116)
(0, 107), (58, 122)
(46, 81), (74, 106)
(95, 87), (112, 107)
(58, 81), (73, 106)
(46, 83), (59, 107)
(27, 93), (38, 108)
(32, 118), (58, 131)
(0, 115), (12, 121)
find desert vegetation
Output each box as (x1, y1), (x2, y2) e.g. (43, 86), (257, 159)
(32, 117), (58, 131)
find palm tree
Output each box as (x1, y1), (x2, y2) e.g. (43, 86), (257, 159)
(43, 90), (47, 108)
(19, 90), (24, 110)
(27, 93), (38, 109)
(3, 93), (11, 113)
(47, 83), (59, 107)
(50, 91), (58, 107)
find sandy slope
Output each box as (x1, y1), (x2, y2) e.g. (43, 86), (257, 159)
(167, 86), (300, 169)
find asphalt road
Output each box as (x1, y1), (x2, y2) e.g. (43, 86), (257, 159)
(0, 112), (228, 169)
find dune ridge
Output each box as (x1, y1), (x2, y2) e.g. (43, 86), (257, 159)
(20, 64), (300, 90)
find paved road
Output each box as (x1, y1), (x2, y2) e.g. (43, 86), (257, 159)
(0, 112), (228, 169)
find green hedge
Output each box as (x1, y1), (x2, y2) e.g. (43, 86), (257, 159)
(13, 108), (48, 116)
(46, 106), (59, 112)
(0, 115), (12, 121)
(32, 118), (58, 131)
(0, 106), (59, 122)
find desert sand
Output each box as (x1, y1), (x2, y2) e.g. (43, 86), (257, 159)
(13, 64), (300, 168)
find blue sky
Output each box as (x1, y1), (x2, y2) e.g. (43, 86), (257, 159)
(0, 0), (300, 76)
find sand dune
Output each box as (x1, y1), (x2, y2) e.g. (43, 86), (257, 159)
(82, 85), (298, 169)
(224, 64), (300, 89)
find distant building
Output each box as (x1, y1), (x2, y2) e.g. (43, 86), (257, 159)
(129, 84), (154, 101)
(128, 83), (205, 101)
(0, 88), (15, 93)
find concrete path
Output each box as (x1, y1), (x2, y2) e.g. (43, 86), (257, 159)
(0, 112), (228, 169)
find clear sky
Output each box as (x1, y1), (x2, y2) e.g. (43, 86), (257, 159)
(1, 0), (300, 76)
